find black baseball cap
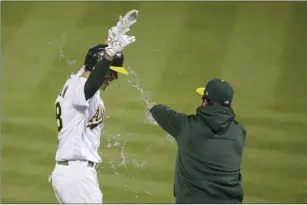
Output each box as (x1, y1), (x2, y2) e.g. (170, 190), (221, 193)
(196, 78), (234, 106)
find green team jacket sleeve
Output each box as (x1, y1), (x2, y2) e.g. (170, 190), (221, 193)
(150, 104), (188, 139)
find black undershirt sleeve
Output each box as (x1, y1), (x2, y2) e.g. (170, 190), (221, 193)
(84, 56), (112, 100)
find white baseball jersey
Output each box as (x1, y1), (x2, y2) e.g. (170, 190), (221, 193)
(54, 67), (105, 163)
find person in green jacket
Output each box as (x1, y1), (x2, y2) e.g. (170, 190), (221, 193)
(148, 78), (246, 204)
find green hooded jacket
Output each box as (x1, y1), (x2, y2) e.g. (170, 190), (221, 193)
(150, 104), (246, 204)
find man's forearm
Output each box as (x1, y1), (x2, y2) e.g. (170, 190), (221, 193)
(150, 104), (188, 138)
(150, 104), (178, 137)
(84, 52), (113, 100)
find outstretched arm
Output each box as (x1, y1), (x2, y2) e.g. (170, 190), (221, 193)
(83, 9), (138, 100)
(149, 104), (188, 139)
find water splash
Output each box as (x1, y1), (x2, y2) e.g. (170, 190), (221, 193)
(120, 145), (127, 165)
(127, 67), (151, 106)
(98, 131), (154, 199)
(126, 67), (177, 146)
(59, 34), (76, 66)
(100, 132), (148, 173)
(131, 158), (147, 168)
(127, 67), (158, 126)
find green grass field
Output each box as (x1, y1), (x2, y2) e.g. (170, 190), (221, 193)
(2, 1), (307, 203)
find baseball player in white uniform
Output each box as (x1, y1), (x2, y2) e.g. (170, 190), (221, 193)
(49, 10), (139, 203)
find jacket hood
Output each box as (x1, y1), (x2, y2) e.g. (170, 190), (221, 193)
(196, 106), (235, 134)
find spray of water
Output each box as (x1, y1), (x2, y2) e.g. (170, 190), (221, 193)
(127, 67), (158, 126)
(59, 34), (76, 66)
(127, 68), (150, 105)
(99, 132), (153, 197)
(126, 67), (175, 144)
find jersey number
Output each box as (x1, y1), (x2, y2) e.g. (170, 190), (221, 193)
(56, 102), (63, 132)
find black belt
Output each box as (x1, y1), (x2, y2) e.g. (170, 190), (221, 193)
(57, 160), (99, 169)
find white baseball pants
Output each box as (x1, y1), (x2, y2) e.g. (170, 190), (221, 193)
(49, 161), (103, 203)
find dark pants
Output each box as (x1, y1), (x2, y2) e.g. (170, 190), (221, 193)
(175, 196), (242, 204)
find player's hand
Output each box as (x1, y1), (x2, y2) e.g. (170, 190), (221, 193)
(108, 9), (139, 42)
(118, 9), (138, 29)
(105, 31), (136, 57)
